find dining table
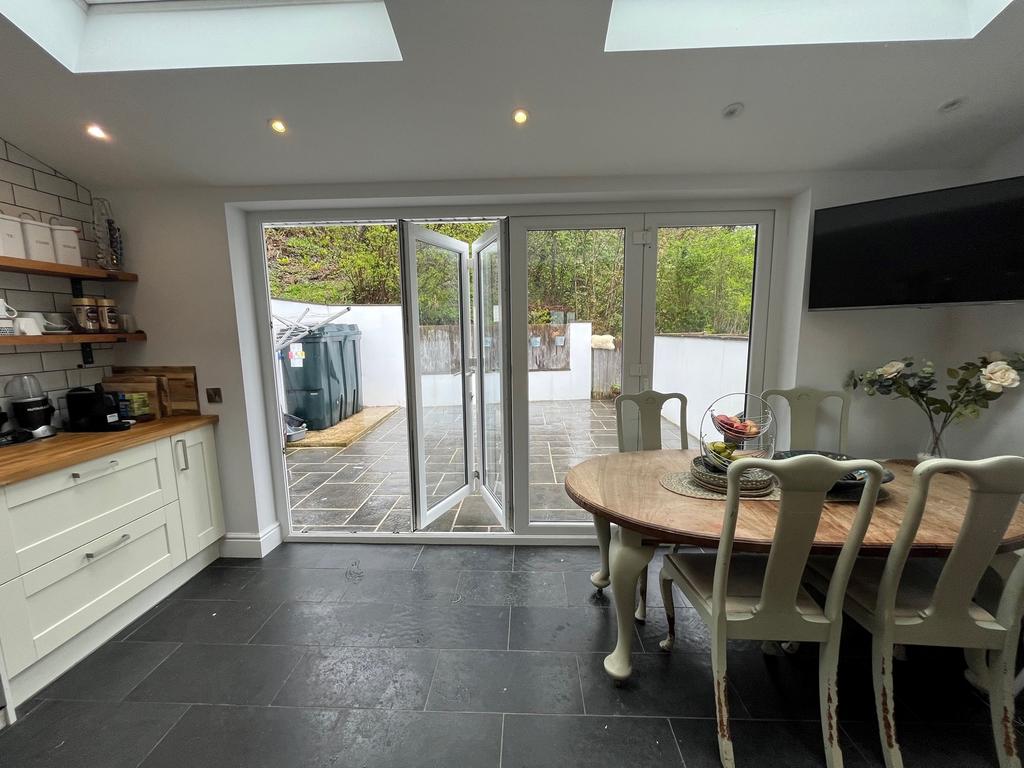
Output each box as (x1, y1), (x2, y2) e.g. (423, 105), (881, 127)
(564, 448), (1024, 682)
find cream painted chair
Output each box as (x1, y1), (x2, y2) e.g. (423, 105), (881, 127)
(659, 454), (884, 768)
(590, 390), (687, 622)
(763, 387), (852, 453)
(808, 456), (1024, 768)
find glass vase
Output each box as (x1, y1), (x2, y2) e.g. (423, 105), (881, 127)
(917, 430), (946, 462)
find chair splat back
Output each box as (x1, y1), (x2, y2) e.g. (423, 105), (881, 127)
(878, 456), (1024, 642)
(763, 387), (852, 453)
(614, 390), (688, 453)
(718, 455), (883, 626)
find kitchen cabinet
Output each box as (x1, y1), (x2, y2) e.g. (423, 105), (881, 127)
(173, 425), (225, 559)
(0, 415), (222, 724)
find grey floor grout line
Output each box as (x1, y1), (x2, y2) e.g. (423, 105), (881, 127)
(130, 701), (192, 768)
(421, 650), (444, 712)
(243, 600), (287, 644)
(574, 653), (587, 716)
(667, 717), (688, 768)
(498, 712), (505, 768)
(265, 649), (312, 707)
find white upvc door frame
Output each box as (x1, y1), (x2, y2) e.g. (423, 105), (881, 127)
(244, 197), (783, 545)
(471, 220), (513, 528)
(508, 214), (646, 537)
(640, 210), (776, 399)
(398, 221), (475, 530)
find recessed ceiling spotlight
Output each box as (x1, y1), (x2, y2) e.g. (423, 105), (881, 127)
(269, 118), (288, 134)
(722, 102), (745, 119)
(85, 124), (110, 140)
(938, 98), (965, 113)
(512, 108), (530, 125)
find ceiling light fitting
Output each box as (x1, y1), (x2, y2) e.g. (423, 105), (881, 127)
(512, 108), (529, 125)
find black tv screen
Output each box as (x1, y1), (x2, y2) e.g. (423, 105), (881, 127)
(809, 176), (1024, 310)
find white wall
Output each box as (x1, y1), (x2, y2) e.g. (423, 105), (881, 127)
(652, 335), (748, 444)
(97, 165), (1021, 545)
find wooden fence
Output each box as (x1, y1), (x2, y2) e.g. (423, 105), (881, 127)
(591, 343), (622, 399)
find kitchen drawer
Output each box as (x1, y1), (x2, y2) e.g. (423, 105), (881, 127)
(16, 503), (186, 662)
(5, 440), (177, 574)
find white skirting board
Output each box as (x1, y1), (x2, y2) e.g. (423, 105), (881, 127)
(4, 540), (221, 720)
(219, 522), (283, 559)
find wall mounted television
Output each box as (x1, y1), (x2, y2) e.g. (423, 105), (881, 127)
(808, 176), (1024, 310)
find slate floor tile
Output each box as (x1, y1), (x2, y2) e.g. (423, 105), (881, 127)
(128, 599), (281, 644)
(0, 699), (187, 768)
(249, 601), (392, 647)
(378, 603), (510, 650)
(671, 718), (872, 768)
(509, 606), (625, 652)
(38, 641), (179, 702)
(426, 650), (583, 714)
(126, 643), (302, 705)
(578, 651), (747, 718)
(454, 570), (567, 607)
(341, 569), (460, 604)
(172, 566), (260, 600)
(273, 647), (438, 709)
(139, 706), (502, 768)
(513, 546), (601, 572)
(502, 713), (683, 768)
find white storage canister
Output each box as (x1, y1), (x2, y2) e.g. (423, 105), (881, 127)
(49, 219), (82, 266)
(19, 215), (55, 262)
(0, 213), (26, 259)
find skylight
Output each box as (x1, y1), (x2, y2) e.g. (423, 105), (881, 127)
(0, 0), (402, 73)
(605, 0), (1016, 51)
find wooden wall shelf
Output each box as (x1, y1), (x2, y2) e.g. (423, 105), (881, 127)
(0, 255), (138, 283)
(0, 332), (147, 347)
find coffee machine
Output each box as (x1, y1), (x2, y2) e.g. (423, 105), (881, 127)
(66, 385), (131, 432)
(4, 375), (57, 440)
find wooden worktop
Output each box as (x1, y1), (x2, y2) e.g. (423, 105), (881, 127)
(0, 414), (218, 486)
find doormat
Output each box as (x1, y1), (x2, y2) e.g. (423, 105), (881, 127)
(290, 406), (398, 447)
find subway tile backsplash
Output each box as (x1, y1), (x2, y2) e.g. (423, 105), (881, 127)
(0, 137), (112, 428)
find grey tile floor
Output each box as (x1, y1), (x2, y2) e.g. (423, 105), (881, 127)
(1, 543), (1012, 768)
(286, 399), (684, 533)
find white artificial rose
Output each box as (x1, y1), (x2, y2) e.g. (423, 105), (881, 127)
(876, 360), (905, 379)
(981, 361), (1020, 393)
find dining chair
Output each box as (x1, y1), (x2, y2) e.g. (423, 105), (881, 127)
(807, 456), (1024, 768)
(590, 390), (687, 622)
(762, 386), (852, 453)
(659, 454), (884, 768)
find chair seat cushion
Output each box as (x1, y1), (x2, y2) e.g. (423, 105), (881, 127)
(666, 552), (823, 617)
(808, 556), (995, 622)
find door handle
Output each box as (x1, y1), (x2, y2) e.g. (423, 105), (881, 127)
(85, 533), (131, 562)
(176, 439), (190, 471)
(71, 460), (119, 480)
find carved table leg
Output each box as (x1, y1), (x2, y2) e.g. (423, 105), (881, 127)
(590, 515), (611, 590)
(603, 526), (656, 681)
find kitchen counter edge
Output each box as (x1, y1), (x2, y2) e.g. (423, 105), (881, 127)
(0, 414), (219, 486)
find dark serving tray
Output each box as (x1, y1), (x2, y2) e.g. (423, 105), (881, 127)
(772, 450), (896, 490)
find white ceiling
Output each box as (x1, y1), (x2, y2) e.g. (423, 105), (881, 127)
(1, 0), (1023, 188)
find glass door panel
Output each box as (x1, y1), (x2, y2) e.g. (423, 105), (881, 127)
(399, 222), (473, 530)
(508, 214), (645, 532)
(642, 213), (773, 448)
(473, 222), (510, 527)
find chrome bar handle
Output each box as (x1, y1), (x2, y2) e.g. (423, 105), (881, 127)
(71, 460), (119, 481)
(85, 533), (130, 562)
(176, 439), (190, 471)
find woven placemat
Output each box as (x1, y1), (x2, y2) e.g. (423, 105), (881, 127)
(660, 471), (781, 501)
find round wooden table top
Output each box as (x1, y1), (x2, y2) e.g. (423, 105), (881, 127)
(564, 449), (1024, 555)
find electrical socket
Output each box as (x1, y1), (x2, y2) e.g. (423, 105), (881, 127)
(206, 387), (223, 404)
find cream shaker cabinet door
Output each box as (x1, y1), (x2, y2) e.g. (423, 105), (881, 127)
(173, 426), (225, 559)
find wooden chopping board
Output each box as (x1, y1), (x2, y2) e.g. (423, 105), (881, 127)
(111, 365), (201, 415)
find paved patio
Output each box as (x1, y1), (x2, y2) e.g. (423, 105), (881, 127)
(286, 399), (683, 534)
